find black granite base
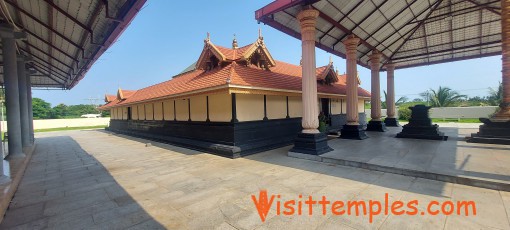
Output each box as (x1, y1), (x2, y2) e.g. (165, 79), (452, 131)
(289, 132), (333, 155)
(366, 120), (388, 132)
(467, 118), (510, 145)
(396, 125), (448, 141)
(396, 105), (448, 141)
(384, 117), (400, 127)
(340, 124), (369, 140)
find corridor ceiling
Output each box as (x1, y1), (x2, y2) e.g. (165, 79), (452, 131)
(0, 0), (146, 89)
(256, 0), (501, 70)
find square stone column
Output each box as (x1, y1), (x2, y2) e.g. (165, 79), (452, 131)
(384, 63), (400, 126)
(366, 50), (387, 132)
(289, 7), (332, 155)
(340, 35), (368, 139)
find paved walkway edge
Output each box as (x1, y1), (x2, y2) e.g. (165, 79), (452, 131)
(0, 143), (37, 223)
(288, 151), (510, 192)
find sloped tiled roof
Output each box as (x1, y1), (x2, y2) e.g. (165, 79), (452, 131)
(100, 39), (370, 110)
(216, 44), (252, 60)
(105, 94), (116, 103)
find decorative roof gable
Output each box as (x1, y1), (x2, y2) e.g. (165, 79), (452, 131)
(117, 88), (137, 100)
(316, 58), (339, 85)
(105, 94), (116, 103)
(195, 33), (227, 70)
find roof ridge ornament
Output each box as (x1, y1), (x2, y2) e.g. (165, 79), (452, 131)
(204, 32), (210, 43)
(232, 33), (238, 49)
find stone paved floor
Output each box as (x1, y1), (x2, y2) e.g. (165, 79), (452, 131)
(320, 124), (510, 185)
(2, 129), (510, 229)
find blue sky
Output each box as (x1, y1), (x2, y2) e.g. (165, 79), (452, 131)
(33, 1), (503, 106)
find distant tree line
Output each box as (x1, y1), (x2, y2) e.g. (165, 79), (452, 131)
(32, 98), (109, 120)
(384, 83), (503, 120)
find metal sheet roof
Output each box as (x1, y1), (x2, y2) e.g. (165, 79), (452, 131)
(255, 0), (501, 70)
(0, 0), (146, 89)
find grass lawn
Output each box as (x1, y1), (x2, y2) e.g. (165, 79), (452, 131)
(398, 118), (482, 123)
(431, 118), (481, 123)
(35, 125), (107, 133)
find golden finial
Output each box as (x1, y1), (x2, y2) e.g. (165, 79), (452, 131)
(329, 55), (333, 64)
(232, 33), (238, 49)
(258, 28), (263, 40)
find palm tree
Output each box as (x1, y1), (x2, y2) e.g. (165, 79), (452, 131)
(420, 86), (466, 107)
(382, 90), (408, 109)
(487, 82), (503, 106)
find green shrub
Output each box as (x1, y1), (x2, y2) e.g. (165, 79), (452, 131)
(318, 121), (327, 133)
(398, 106), (412, 120)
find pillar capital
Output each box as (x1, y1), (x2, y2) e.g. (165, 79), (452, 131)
(342, 35), (360, 57)
(369, 50), (381, 69)
(385, 63), (395, 71)
(297, 8), (319, 31)
(0, 24), (26, 39)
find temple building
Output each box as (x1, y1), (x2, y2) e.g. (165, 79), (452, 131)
(100, 33), (370, 158)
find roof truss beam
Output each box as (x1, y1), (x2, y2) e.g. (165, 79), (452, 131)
(392, 40), (500, 61)
(409, 0), (500, 24)
(4, 0), (84, 51)
(385, 0), (444, 63)
(318, 0), (364, 41)
(316, 9), (389, 60)
(366, 0), (439, 57)
(332, 0), (390, 49)
(464, 0), (501, 15)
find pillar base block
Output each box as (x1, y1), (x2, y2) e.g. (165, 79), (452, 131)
(396, 124), (448, 141)
(289, 132), (333, 155)
(384, 117), (400, 127)
(340, 124), (369, 140)
(5, 153), (26, 160)
(366, 120), (388, 132)
(467, 118), (510, 145)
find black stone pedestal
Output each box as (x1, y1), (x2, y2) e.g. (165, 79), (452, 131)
(396, 105), (448, 141)
(467, 118), (510, 145)
(340, 124), (369, 140)
(289, 132), (333, 155)
(366, 120), (388, 132)
(384, 117), (400, 127)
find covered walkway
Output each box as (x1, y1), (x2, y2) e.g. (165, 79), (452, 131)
(292, 124), (510, 191)
(2, 129), (510, 229)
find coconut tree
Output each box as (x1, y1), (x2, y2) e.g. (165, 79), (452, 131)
(420, 86), (466, 107)
(381, 90), (409, 109)
(487, 82), (503, 106)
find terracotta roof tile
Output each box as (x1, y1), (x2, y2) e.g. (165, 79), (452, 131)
(216, 44), (253, 60)
(101, 41), (371, 109)
(121, 90), (137, 98)
(105, 94), (116, 102)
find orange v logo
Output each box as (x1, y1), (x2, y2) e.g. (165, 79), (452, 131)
(251, 190), (274, 222)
